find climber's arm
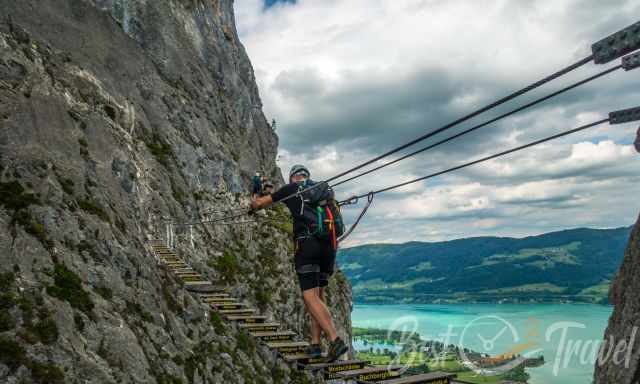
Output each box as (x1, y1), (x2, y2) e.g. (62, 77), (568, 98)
(251, 195), (273, 210)
(251, 182), (297, 211)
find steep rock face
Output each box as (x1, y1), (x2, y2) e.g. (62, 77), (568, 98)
(0, 1), (353, 383)
(594, 213), (640, 384)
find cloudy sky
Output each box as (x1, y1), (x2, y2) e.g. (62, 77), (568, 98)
(235, 0), (640, 245)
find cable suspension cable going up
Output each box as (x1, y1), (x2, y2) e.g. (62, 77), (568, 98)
(325, 55), (595, 184)
(172, 211), (249, 227)
(270, 55), (594, 207)
(331, 64), (622, 188)
(342, 117), (610, 201)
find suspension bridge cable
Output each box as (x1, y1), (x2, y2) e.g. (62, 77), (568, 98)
(331, 64), (622, 188)
(342, 118), (610, 201)
(270, 55), (594, 206)
(325, 55), (594, 184)
(171, 212), (289, 227)
(200, 207), (247, 215)
(172, 211), (250, 227)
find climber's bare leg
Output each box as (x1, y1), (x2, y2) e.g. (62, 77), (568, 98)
(306, 287), (326, 344)
(302, 286), (338, 342)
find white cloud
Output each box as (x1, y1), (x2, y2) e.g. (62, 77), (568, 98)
(235, 0), (640, 243)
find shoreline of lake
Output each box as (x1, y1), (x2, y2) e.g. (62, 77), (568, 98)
(351, 303), (613, 384)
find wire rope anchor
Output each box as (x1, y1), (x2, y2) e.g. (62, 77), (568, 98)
(609, 106), (640, 125)
(339, 195), (359, 207)
(622, 51), (640, 71)
(592, 21), (640, 64)
(338, 192), (374, 244)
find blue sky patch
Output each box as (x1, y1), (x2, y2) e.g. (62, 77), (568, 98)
(264, 0), (296, 9)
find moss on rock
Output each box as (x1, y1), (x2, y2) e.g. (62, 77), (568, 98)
(46, 264), (94, 314)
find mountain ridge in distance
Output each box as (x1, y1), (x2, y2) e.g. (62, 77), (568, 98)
(337, 225), (633, 304)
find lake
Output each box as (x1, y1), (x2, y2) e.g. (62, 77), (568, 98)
(352, 303), (614, 384)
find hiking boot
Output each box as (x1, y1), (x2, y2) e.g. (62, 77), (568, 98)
(305, 343), (322, 358)
(327, 337), (348, 362)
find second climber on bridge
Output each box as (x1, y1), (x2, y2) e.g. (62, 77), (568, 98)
(252, 172), (263, 199)
(250, 164), (349, 362)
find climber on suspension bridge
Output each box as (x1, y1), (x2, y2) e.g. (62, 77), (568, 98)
(252, 171), (262, 199)
(261, 180), (274, 196)
(250, 164), (349, 362)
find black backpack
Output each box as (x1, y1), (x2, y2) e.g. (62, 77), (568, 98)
(297, 180), (344, 247)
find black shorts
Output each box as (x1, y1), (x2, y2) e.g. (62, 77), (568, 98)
(294, 237), (336, 291)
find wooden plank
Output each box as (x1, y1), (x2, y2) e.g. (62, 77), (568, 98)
(304, 359), (368, 372)
(225, 315), (267, 323)
(180, 276), (205, 280)
(199, 295), (230, 300)
(176, 273), (202, 277)
(218, 308), (256, 315)
(210, 303), (246, 310)
(237, 322), (279, 332)
(282, 353), (328, 364)
(335, 366), (401, 381)
(186, 285), (230, 293)
(266, 341), (310, 348)
(266, 341), (309, 355)
(366, 372), (456, 384)
(249, 331), (296, 342)
(204, 297), (237, 303)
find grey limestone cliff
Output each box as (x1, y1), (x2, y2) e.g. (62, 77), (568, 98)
(0, 1), (353, 383)
(594, 213), (640, 384)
